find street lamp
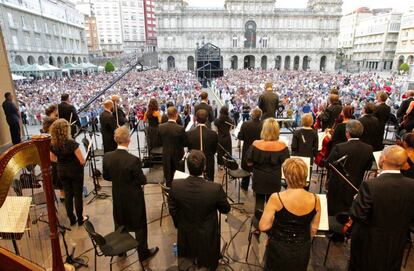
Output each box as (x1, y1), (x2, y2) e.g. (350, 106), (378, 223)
(337, 47), (345, 73)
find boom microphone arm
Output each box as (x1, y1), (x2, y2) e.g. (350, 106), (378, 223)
(76, 61), (143, 114)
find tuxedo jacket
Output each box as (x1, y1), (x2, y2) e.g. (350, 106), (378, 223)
(325, 139), (373, 215)
(350, 173), (414, 271)
(194, 102), (215, 127)
(100, 110), (117, 153)
(359, 114), (382, 151)
(58, 102), (80, 135)
(159, 121), (186, 161)
(103, 149), (147, 231)
(168, 176), (230, 269)
(258, 91), (279, 120)
(374, 103), (391, 135)
(237, 119), (263, 168)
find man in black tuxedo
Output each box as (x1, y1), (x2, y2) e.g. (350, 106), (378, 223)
(397, 89), (414, 123)
(237, 107), (262, 191)
(168, 150), (231, 271)
(158, 106), (186, 186)
(319, 94), (342, 131)
(194, 92), (215, 128)
(358, 102), (382, 151)
(374, 91), (391, 141)
(161, 102), (183, 126)
(350, 145), (414, 271)
(111, 95), (127, 126)
(2, 92), (21, 145)
(58, 93), (80, 137)
(186, 109), (218, 181)
(325, 120), (373, 216)
(99, 100), (117, 153)
(258, 82), (279, 120)
(103, 126), (159, 262)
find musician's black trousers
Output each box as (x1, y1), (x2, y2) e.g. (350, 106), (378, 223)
(7, 121), (21, 145)
(255, 193), (270, 219)
(60, 173), (84, 223)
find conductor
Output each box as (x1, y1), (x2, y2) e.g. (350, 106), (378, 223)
(169, 150), (231, 271)
(258, 82), (279, 120)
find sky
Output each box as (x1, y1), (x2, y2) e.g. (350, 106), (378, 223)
(186, 0), (414, 14)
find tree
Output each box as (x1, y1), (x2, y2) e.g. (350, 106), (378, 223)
(400, 63), (409, 73)
(105, 61), (115, 73)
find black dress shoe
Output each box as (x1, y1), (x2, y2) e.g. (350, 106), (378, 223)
(70, 218), (77, 226)
(78, 215), (89, 226)
(141, 247), (159, 262)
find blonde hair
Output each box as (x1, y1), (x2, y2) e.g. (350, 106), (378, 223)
(114, 126), (130, 145)
(261, 118), (280, 141)
(301, 113), (314, 127)
(50, 118), (71, 147)
(282, 158), (308, 188)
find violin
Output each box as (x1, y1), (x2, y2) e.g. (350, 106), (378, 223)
(342, 218), (353, 238)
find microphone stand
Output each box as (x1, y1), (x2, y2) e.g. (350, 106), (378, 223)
(129, 119), (143, 160)
(218, 143), (243, 206)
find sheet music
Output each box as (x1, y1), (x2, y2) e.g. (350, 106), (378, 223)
(232, 120), (243, 138)
(279, 135), (291, 147)
(317, 194), (329, 231)
(0, 196), (32, 235)
(185, 119), (194, 132)
(282, 156), (311, 183)
(174, 170), (190, 180)
(373, 151), (382, 168)
(318, 132), (326, 151)
(275, 118), (295, 122)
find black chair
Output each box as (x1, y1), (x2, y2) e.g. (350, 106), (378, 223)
(403, 224), (414, 268)
(245, 210), (263, 262)
(159, 183), (171, 226)
(228, 169), (250, 204)
(84, 221), (144, 271)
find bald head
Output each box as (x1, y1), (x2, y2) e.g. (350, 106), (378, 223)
(379, 145), (408, 170)
(103, 100), (114, 111)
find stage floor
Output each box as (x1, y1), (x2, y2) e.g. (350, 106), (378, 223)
(0, 125), (413, 270)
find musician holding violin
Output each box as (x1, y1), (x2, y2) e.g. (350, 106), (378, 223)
(350, 145), (414, 271)
(324, 120), (373, 216)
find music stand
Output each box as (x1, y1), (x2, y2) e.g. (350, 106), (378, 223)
(84, 141), (111, 205)
(219, 144), (243, 206)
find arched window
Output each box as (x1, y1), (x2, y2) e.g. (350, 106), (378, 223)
(187, 56), (194, 71)
(275, 56), (281, 70)
(293, 56), (300, 70)
(320, 56), (327, 71)
(244, 20), (257, 48)
(284, 56), (291, 70)
(261, 56), (267, 70)
(38, 56), (45, 65)
(167, 56), (175, 70)
(231, 55), (238, 70)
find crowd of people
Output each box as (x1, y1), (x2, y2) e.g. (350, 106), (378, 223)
(2, 66), (414, 271)
(212, 69), (405, 123)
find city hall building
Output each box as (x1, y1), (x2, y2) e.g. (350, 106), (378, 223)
(157, 0), (342, 72)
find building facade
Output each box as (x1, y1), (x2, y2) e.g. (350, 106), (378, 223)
(337, 7), (372, 61)
(352, 11), (402, 71)
(92, 0), (145, 56)
(156, 0), (342, 72)
(144, 0), (157, 51)
(0, 0), (89, 67)
(76, 0), (100, 57)
(394, 6), (414, 69)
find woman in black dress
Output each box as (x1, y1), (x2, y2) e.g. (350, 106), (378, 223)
(214, 106), (235, 169)
(144, 98), (162, 151)
(50, 119), (88, 226)
(259, 158), (321, 271)
(42, 105), (65, 202)
(247, 118), (290, 218)
(291, 113), (318, 163)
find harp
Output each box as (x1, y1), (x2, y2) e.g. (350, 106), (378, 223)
(0, 135), (65, 271)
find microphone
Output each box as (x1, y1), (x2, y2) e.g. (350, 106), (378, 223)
(333, 155), (348, 165)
